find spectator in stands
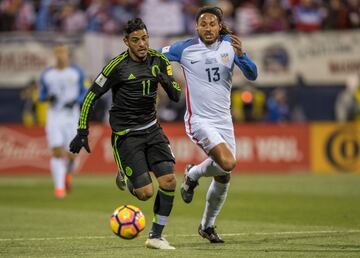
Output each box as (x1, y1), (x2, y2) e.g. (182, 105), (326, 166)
(140, 0), (185, 36)
(262, 0), (289, 32)
(293, 0), (324, 32)
(347, 0), (360, 29)
(323, 0), (349, 30)
(234, 0), (263, 34)
(59, 2), (86, 33)
(111, 0), (141, 32)
(1, 0), (359, 35)
(183, 0), (201, 34)
(264, 88), (291, 122)
(335, 74), (360, 122)
(86, 0), (118, 33)
(0, 0), (35, 31)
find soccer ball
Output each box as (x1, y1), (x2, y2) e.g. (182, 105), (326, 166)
(110, 205), (146, 239)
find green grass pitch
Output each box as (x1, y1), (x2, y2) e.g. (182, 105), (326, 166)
(0, 174), (360, 257)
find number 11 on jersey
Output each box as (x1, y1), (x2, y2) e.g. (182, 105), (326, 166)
(141, 80), (151, 95)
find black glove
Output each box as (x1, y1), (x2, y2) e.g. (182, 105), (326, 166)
(69, 129), (91, 154)
(48, 95), (57, 105)
(64, 100), (77, 109)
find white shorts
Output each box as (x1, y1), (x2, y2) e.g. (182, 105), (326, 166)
(45, 111), (78, 151)
(186, 118), (236, 155)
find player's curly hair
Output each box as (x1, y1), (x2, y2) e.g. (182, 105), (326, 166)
(124, 18), (148, 36)
(195, 6), (233, 35)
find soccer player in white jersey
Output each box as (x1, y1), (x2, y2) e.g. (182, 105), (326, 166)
(161, 6), (257, 243)
(39, 43), (87, 199)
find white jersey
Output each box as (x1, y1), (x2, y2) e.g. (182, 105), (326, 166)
(39, 65), (86, 148)
(161, 35), (257, 132)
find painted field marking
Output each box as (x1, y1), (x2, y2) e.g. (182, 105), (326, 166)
(1, 230), (359, 242)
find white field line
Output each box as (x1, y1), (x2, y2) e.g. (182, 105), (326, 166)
(1, 230), (360, 242)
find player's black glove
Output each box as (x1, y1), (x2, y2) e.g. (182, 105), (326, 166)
(64, 100), (77, 109)
(69, 129), (91, 154)
(48, 95), (57, 105)
(156, 72), (181, 102)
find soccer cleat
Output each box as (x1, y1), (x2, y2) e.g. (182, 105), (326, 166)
(180, 164), (198, 203)
(198, 225), (224, 243)
(54, 188), (66, 199)
(145, 237), (176, 250)
(65, 173), (72, 193)
(115, 169), (126, 191)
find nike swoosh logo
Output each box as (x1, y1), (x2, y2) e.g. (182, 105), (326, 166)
(190, 60), (200, 64)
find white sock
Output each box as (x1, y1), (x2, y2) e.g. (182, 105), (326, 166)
(188, 158), (228, 181)
(201, 179), (229, 229)
(50, 157), (66, 190)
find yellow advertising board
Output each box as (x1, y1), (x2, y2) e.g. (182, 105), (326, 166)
(311, 123), (360, 174)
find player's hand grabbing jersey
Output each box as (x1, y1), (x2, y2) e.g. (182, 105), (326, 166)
(79, 49), (181, 132)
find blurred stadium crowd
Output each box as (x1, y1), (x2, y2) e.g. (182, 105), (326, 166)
(0, 0), (359, 35)
(1, 0), (360, 125)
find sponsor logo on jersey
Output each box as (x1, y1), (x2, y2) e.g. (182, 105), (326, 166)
(205, 58), (217, 64)
(166, 65), (173, 76)
(95, 73), (107, 87)
(128, 73), (136, 80)
(221, 53), (230, 64)
(190, 60), (200, 64)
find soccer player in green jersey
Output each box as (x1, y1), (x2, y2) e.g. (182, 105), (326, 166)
(69, 18), (181, 250)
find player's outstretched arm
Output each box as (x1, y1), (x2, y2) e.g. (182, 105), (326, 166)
(230, 34), (258, 81)
(69, 76), (111, 154)
(156, 72), (181, 102)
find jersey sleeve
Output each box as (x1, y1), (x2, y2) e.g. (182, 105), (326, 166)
(160, 38), (195, 62)
(78, 54), (126, 130)
(157, 52), (181, 102)
(234, 53), (258, 81)
(222, 34), (258, 81)
(38, 68), (49, 101)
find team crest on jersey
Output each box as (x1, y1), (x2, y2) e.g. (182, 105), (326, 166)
(221, 53), (230, 64)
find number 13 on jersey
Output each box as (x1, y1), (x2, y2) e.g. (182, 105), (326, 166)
(206, 67), (220, 82)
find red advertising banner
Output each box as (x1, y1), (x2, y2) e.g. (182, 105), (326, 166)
(234, 124), (310, 172)
(0, 123), (310, 175)
(163, 123), (310, 173)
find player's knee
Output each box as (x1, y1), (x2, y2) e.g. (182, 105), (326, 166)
(52, 147), (64, 158)
(158, 173), (176, 190)
(219, 157), (236, 172)
(135, 188), (153, 201)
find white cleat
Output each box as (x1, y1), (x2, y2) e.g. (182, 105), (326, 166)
(145, 237), (176, 250)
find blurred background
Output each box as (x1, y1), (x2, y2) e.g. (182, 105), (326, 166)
(0, 0), (359, 174)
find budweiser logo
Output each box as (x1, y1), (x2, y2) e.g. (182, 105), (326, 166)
(0, 127), (51, 170)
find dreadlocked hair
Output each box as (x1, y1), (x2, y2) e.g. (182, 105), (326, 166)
(195, 6), (233, 35)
